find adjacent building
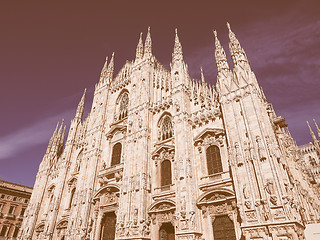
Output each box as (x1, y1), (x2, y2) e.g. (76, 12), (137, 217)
(20, 24), (320, 240)
(0, 180), (32, 240)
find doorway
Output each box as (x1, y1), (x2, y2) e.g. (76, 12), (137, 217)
(159, 222), (175, 240)
(100, 212), (117, 240)
(212, 215), (236, 240)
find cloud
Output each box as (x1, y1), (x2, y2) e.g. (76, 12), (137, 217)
(0, 109), (74, 160)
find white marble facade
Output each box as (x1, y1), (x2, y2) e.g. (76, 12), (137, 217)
(20, 25), (320, 240)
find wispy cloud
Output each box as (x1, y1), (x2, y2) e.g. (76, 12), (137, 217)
(0, 109), (74, 160)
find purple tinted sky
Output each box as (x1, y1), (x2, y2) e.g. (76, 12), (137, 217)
(0, 1), (319, 187)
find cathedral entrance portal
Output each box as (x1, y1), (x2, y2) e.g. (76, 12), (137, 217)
(100, 211), (117, 240)
(212, 215), (236, 240)
(159, 222), (175, 240)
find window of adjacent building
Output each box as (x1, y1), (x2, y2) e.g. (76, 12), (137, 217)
(20, 207), (26, 216)
(68, 188), (76, 209)
(0, 225), (8, 237)
(161, 160), (172, 187)
(206, 145), (223, 175)
(111, 143), (122, 166)
(118, 92), (129, 120)
(13, 227), (19, 237)
(8, 205), (15, 214)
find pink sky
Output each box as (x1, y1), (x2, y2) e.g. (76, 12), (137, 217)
(0, 0), (320, 186)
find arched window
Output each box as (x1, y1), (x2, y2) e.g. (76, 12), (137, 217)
(212, 215), (236, 240)
(161, 160), (172, 187)
(206, 146), (223, 175)
(161, 116), (173, 141)
(118, 93), (129, 120)
(111, 143), (122, 166)
(68, 188), (75, 209)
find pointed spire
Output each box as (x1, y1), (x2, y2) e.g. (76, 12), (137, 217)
(100, 56), (108, 79)
(313, 119), (320, 138)
(307, 121), (317, 142)
(135, 32), (144, 60)
(227, 22), (249, 66)
(144, 27), (152, 58)
(213, 30), (230, 72)
(75, 89), (86, 120)
(46, 122), (60, 154)
(172, 28), (183, 63)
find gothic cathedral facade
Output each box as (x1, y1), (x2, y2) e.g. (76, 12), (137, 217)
(20, 25), (320, 240)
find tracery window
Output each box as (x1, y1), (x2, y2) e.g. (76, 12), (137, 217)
(206, 145), (223, 175)
(118, 92), (129, 120)
(161, 116), (173, 141)
(161, 160), (172, 188)
(111, 143), (122, 166)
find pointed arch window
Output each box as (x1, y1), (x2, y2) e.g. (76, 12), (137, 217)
(118, 92), (129, 120)
(161, 160), (172, 188)
(111, 143), (122, 166)
(68, 188), (76, 209)
(212, 215), (236, 240)
(161, 116), (173, 141)
(206, 145), (223, 175)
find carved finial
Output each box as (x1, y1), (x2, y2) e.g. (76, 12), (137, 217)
(144, 27), (152, 58)
(100, 56), (108, 80)
(213, 29), (229, 72)
(172, 28), (183, 63)
(75, 89), (86, 120)
(135, 32), (144, 60)
(313, 119), (320, 139)
(307, 121), (318, 142)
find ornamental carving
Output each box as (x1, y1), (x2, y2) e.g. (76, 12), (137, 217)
(194, 128), (225, 152)
(148, 200), (176, 225)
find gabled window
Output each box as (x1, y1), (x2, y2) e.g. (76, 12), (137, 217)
(206, 146), (223, 175)
(161, 160), (172, 187)
(160, 115), (173, 141)
(111, 143), (122, 166)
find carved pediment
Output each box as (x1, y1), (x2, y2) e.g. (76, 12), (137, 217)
(35, 223), (45, 232)
(193, 128), (225, 147)
(93, 185), (120, 206)
(148, 199), (176, 213)
(105, 124), (127, 140)
(56, 219), (68, 229)
(152, 144), (175, 160)
(197, 188), (235, 206)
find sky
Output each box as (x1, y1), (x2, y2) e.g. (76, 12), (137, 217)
(0, 1), (320, 187)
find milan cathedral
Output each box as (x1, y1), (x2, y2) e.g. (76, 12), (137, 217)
(19, 24), (320, 240)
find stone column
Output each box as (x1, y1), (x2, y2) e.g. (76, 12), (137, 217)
(94, 212), (103, 240)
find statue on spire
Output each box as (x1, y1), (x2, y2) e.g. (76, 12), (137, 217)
(135, 32), (144, 61)
(172, 28), (183, 63)
(75, 89), (86, 120)
(144, 27), (152, 58)
(213, 30), (230, 72)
